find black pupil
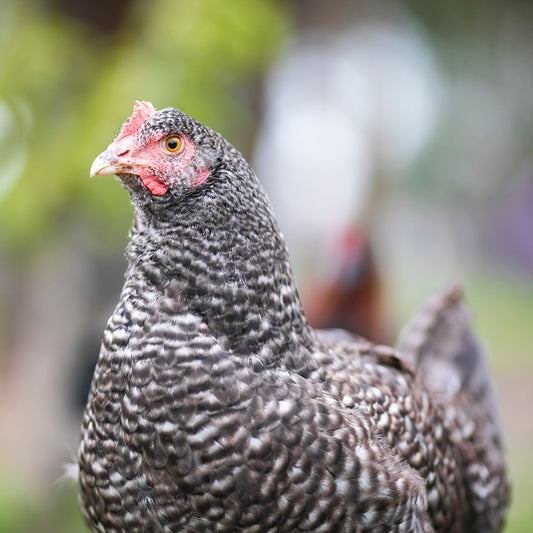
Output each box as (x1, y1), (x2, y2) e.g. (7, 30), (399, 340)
(167, 138), (178, 150)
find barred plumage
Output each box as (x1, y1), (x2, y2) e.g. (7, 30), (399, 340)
(79, 101), (508, 532)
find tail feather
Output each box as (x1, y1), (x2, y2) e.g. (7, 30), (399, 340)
(398, 285), (509, 530)
(397, 284), (500, 424)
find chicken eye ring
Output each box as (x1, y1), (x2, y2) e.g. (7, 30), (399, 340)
(163, 135), (183, 153)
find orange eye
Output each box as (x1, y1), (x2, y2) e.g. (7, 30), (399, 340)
(164, 135), (182, 152)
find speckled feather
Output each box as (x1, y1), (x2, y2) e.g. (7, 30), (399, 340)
(79, 105), (508, 532)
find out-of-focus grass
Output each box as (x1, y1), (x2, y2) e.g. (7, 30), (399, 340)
(505, 452), (533, 533)
(0, 483), (30, 533)
(0, 481), (86, 533)
(466, 273), (533, 370)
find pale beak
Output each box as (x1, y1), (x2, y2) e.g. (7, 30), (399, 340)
(90, 149), (140, 178)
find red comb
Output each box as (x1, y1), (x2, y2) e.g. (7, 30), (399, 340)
(116, 100), (155, 142)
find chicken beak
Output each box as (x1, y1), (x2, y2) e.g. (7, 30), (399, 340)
(90, 149), (138, 178)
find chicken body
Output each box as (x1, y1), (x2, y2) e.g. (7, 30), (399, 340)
(79, 102), (508, 532)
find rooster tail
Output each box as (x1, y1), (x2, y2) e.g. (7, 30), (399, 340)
(397, 284), (500, 424)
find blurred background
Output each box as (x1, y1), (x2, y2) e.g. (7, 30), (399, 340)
(0, 0), (532, 530)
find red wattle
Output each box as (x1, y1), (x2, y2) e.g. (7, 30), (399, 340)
(141, 175), (168, 195)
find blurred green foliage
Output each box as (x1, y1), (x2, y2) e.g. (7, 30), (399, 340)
(0, 0), (289, 255)
(0, 2), (289, 530)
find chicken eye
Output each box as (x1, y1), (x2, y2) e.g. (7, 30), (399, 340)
(164, 136), (182, 153)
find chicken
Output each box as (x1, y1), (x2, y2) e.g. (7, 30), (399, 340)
(300, 225), (385, 343)
(79, 101), (508, 532)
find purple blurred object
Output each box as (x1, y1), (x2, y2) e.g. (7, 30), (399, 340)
(488, 176), (533, 273)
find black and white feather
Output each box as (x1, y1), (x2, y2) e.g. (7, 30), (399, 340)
(78, 106), (508, 532)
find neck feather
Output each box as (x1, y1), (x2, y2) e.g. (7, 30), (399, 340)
(124, 165), (315, 369)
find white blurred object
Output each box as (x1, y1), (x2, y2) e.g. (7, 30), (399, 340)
(254, 16), (442, 277)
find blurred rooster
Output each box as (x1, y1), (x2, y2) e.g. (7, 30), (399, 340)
(300, 225), (384, 342)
